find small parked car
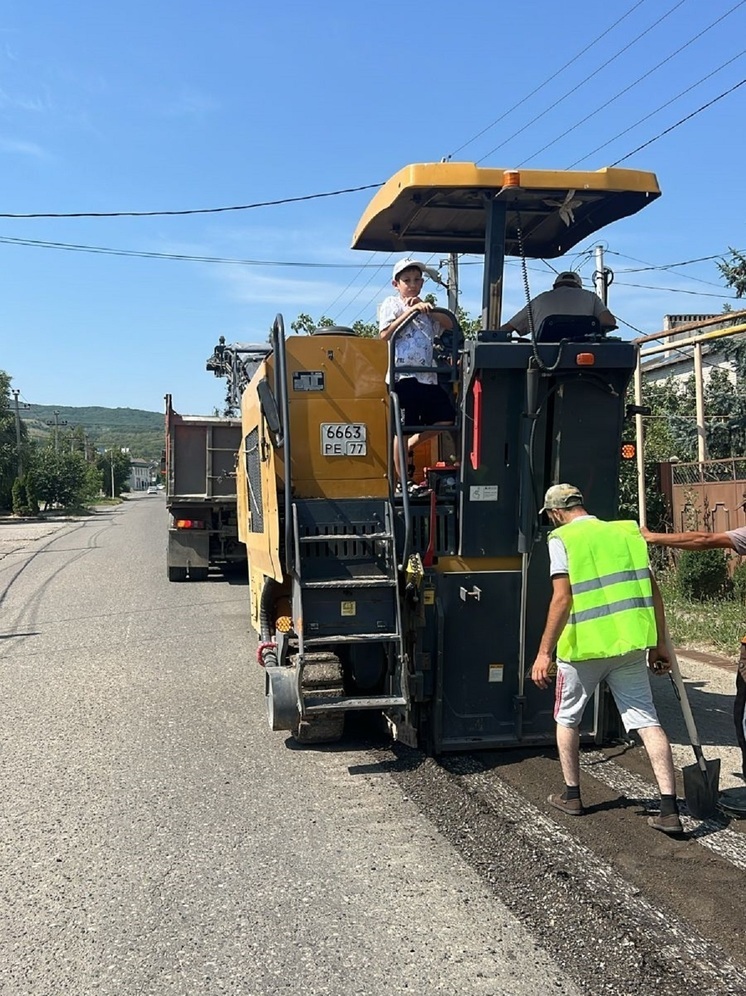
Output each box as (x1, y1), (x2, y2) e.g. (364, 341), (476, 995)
(147, 485), (158, 494)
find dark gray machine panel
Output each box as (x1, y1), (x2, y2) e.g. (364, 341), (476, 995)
(459, 339), (635, 556)
(432, 563), (622, 751)
(434, 570), (549, 750)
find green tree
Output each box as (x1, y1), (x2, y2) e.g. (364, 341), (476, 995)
(27, 448), (99, 511)
(717, 248), (746, 298)
(95, 448), (131, 497)
(291, 299), (479, 343)
(0, 371), (31, 511)
(0, 370), (17, 510)
(618, 376), (696, 526)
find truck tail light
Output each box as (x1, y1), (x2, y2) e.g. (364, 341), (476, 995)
(576, 352), (595, 366)
(174, 519), (206, 529)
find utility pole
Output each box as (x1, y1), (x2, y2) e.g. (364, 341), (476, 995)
(593, 244), (614, 307)
(12, 389), (23, 476)
(447, 253), (459, 313)
(46, 410), (68, 455)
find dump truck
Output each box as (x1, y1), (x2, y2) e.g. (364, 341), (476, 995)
(164, 394), (245, 582)
(213, 161), (661, 751)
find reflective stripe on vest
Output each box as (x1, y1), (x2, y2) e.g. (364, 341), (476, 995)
(551, 518), (657, 661)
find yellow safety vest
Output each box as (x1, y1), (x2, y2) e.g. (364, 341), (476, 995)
(551, 518), (657, 661)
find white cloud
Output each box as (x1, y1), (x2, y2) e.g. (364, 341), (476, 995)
(0, 136), (49, 158)
(0, 87), (47, 112)
(217, 266), (343, 307)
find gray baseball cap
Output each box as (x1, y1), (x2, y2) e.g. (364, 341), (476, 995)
(540, 483), (584, 513)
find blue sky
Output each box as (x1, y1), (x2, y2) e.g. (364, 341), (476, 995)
(2, 0), (746, 415)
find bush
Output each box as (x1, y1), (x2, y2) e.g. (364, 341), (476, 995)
(733, 560), (746, 603)
(676, 548), (729, 601)
(11, 475), (39, 517)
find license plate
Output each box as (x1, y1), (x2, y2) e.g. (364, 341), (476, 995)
(320, 422), (367, 457)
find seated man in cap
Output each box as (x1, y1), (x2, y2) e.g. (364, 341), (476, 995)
(500, 271), (617, 338)
(530, 483), (682, 834)
(379, 258), (455, 493)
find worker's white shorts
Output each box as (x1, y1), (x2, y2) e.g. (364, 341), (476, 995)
(554, 650), (661, 732)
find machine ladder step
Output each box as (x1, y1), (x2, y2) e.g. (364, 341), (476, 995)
(299, 531), (391, 543)
(304, 694), (407, 713)
(303, 632), (399, 646)
(301, 577), (397, 589)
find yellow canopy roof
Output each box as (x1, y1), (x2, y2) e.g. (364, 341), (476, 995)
(351, 162), (661, 259)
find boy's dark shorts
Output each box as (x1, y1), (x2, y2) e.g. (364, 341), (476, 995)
(394, 377), (455, 428)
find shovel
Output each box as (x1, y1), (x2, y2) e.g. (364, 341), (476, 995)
(663, 630), (721, 820)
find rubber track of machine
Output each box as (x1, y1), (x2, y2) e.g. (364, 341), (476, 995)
(293, 651), (345, 744)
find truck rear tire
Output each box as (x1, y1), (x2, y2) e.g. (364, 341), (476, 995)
(190, 567), (209, 582)
(168, 566), (187, 582)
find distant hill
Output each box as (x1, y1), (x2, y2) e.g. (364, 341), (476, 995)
(24, 405), (165, 461)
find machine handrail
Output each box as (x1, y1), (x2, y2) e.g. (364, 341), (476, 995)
(386, 307), (461, 386)
(271, 314), (294, 577)
(390, 390), (412, 569)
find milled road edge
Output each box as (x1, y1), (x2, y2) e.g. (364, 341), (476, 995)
(378, 748), (744, 996)
(580, 750), (746, 869)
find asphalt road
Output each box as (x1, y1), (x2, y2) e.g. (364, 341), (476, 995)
(1, 499), (744, 996)
(0, 499), (578, 996)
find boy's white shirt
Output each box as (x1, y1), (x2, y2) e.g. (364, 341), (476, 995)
(377, 294), (438, 385)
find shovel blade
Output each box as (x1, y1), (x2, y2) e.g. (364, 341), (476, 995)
(682, 757), (721, 820)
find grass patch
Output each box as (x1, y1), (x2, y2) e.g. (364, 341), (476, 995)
(657, 576), (744, 659)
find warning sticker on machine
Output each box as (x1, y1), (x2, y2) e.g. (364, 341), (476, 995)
(293, 371), (325, 392)
(341, 601), (356, 616)
(470, 485), (498, 501)
(488, 663), (504, 682)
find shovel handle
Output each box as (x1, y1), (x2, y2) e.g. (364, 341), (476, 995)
(663, 627), (709, 775)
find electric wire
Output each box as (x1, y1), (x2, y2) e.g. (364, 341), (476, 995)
(0, 182), (383, 220)
(0, 235), (385, 268)
(475, 0), (688, 163)
(567, 45), (746, 167)
(615, 280), (738, 298)
(323, 252), (395, 319)
(612, 76), (746, 164)
(608, 249), (744, 275)
(518, 2), (746, 167)
(445, 0), (647, 161)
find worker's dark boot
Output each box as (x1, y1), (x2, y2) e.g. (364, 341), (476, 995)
(547, 792), (584, 816)
(647, 812), (684, 835)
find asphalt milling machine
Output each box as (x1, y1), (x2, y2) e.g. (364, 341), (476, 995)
(210, 162), (663, 754)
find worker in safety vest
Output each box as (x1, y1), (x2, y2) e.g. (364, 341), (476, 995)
(531, 484), (683, 834)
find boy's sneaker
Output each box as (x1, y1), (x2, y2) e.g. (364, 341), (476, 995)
(647, 813), (684, 835)
(547, 792), (584, 816)
(395, 481), (428, 497)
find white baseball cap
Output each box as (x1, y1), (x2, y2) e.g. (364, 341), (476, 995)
(553, 271), (582, 288)
(392, 258), (428, 281)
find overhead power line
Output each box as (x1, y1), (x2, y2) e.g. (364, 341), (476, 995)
(518, 1), (746, 166)
(615, 280), (738, 297)
(0, 235), (385, 267)
(612, 75), (746, 163)
(476, 0), (688, 163)
(0, 182), (383, 220)
(445, 0), (647, 160)
(568, 45), (746, 167)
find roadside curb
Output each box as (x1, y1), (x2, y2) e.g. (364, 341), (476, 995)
(676, 646), (737, 672)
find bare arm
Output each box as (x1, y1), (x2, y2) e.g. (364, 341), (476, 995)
(380, 298), (441, 342)
(641, 526), (735, 550)
(599, 308), (618, 331)
(646, 573), (671, 674)
(531, 575), (572, 689)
